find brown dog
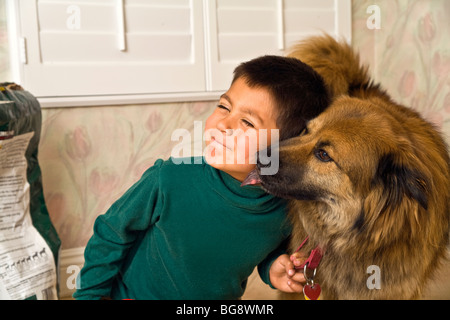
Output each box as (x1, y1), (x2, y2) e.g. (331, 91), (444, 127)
(248, 35), (450, 299)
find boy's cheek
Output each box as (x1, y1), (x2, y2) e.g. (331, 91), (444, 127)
(204, 119), (212, 134)
(204, 114), (218, 133)
(229, 134), (254, 164)
(257, 129), (275, 150)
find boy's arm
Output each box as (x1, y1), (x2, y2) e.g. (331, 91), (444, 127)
(257, 238), (289, 289)
(73, 161), (163, 300)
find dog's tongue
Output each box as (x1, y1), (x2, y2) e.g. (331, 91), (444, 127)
(241, 169), (262, 187)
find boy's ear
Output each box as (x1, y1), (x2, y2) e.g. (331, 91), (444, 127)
(373, 153), (429, 211)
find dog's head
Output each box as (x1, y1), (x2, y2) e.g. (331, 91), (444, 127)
(251, 96), (432, 243)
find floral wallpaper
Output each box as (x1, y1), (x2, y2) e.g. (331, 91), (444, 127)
(352, 0), (449, 136)
(40, 102), (215, 248)
(0, 0), (10, 80)
(0, 0), (449, 250)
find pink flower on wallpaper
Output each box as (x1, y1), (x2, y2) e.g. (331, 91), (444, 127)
(189, 102), (212, 116)
(146, 111), (162, 133)
(444, 93), (450, 114)
(134, 159), (158, 179)
(65, 126), (92, 160)
(418, 13), (436, 43)
(432, 53), (450, 79)
(45, 193), (67, 226)
(398, 71), (417, 98)
(422, 110), (444, 129)
(89, 167), (120, 197)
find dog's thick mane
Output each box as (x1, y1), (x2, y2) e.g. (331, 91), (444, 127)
(284, 34), (450, 299)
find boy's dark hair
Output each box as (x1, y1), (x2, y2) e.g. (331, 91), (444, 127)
(232, 55), (330, 141)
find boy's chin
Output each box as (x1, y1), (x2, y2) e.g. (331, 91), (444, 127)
(205, 160), (258, 184)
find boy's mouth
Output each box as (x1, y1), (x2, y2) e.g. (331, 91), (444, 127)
(241, 168), (262, 186)
(211, 137), (232, 151)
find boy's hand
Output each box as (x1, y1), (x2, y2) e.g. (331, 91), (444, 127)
(269, 253), (307, 293)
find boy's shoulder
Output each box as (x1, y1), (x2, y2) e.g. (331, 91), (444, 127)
(145, 156), (206, 180)
(141, 157), (208, 195)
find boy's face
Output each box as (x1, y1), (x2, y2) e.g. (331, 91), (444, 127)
(204, 77), (279, 182)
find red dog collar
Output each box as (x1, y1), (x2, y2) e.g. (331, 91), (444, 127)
(294, 236), (324, 270)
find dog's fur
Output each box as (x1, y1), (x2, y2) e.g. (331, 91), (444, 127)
(258, 35), (450, 299)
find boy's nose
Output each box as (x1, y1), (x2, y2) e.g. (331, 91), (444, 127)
(216, 117), (233, 135)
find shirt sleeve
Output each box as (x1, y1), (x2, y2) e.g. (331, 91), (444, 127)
(257, 230), (291, 289)
(73, 160), (164, 300)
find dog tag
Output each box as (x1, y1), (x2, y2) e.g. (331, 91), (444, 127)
(303, 283), (322, 300)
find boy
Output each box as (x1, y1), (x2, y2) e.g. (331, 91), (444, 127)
(74, 56), (330, 300)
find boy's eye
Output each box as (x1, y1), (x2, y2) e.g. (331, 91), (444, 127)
(217, 104), (230, 112)
(242, 119), (255, 128)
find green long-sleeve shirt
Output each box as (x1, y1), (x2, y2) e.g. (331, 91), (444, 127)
(74, 157), (290, 300)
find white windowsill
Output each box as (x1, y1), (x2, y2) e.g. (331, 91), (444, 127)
(37, 91), (222, 108)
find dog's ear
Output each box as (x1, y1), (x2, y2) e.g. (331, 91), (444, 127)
(373, 153), (429, 211)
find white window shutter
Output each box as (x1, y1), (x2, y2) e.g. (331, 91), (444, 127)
(283, 0), (352, 47)
(11, 0), (351, 103)
(18, 0), (206, 97)
(204, 0), (284, 92)
(205, 0), (352, 92)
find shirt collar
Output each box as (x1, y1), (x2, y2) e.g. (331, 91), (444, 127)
(204, 160), (286, 212)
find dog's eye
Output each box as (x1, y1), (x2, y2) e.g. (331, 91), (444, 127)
(315, 149), (333, 162)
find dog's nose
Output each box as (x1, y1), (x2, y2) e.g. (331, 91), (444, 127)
(256, 144), (280, 164)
